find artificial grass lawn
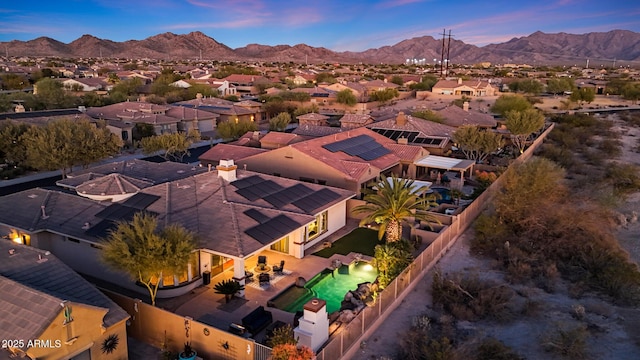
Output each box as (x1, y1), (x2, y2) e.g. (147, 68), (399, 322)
(313, 227), (381, 258)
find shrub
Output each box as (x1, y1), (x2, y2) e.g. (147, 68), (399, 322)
(476, 338), (523, 360)
(542, 323), (588, 360)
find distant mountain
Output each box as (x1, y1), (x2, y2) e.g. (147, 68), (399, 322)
(3, 30), (639, 65)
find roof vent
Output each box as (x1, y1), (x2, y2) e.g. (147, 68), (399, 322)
(82, 222), (91, 230)
(40, 205), (49, 220)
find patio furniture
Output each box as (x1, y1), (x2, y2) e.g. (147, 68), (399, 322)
(241, 306), (273, 336)
(228, 323), (252, 338)
(259, 273), (270, 286)
(245, 270), (254, 283)
(257, 255), (268, 271)
(272, 260), (285, 274)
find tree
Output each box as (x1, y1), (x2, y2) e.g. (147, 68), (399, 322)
(271, 344), (314, 360)
(0, 121), (30, 166)
(504, 109), (545, 154)
(621, 83), (640, 104)
(569, 87), (595, 105)
(452, 126), (504, 163)
(101, 213), (197, 306)
(213, 279), (245, 303)
(546, 78), (575, 95)
(35, 78), (71, 109)
(269, 112), (292, 131)
(140, 130), (200, 162)
(336, 89), (357, 106)
(0, 74), (29, 90)
(491, 95), (533, 117)
(390, 75), (404, 86)
(509, 79), (544, 95)
(352, 175), (439, 242)
(267, 324), (297, 348)
(369, 88), (399, 104)
(410, 75), (438, 91)
(21, 118), (121, 178)
(374, 241), (413, 288)
(216, 121), (258, 140)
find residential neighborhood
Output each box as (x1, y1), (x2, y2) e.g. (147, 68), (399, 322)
(2, 24), (640, 360)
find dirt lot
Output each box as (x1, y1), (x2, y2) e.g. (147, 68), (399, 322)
(352, 98), (640, 360)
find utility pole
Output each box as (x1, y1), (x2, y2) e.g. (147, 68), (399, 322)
(440, 29), (446, 78)
(446, 30), (452, 77)
(439, 29), (454, 78)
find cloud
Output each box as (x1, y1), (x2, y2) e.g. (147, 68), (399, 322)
(376, 0), (426, 9)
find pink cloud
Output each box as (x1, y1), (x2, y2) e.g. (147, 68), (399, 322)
(376, 0), (426, 9)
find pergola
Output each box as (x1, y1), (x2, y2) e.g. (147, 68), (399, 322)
(413, 155), (475, 183)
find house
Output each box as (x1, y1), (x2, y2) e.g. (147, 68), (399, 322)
(176, 97), (261, 124)
(169, 79), (192, 88)
(292, 124), (344, 138)
(237, 127), (429, 195)
(339, 114), (374, 129)
(368, 112), (455, 155)
(199, 143), (269, 167)
(223, 74), (268, 95)
(0, 108), (94, 127)
(435, 103), (497, 128)
(85, 101), (219, 142)
(191, 79), (237, 97)
(0, 241), (129, 360)
(323, 81), (367, 102)
(292, 87), (337, 104)
(297, 112), (330, 127)
(259, 132), (305, 149)
(432, 78), (497, 96)
(61, 77), (110, 92)
(362, 79), (400, 93)
(0, 160), (354, 298)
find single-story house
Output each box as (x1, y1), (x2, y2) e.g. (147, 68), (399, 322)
(368, 112), (455, 155)
(432, 78), (497, 96)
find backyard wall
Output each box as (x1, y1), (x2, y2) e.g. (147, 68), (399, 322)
(106, 291), (262, 360)
(322, 122), (555, 360)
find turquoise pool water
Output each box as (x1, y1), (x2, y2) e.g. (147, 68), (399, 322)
(269, 262), (378, 314)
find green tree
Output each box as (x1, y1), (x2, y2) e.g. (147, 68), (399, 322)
(336, 89), (357, 106)
(509, 79), (544, 95)
(504, 109), (545, 154)
(21, 118), (121, 177)
(315, 73), (337, 84)
(213, 279), (245, 303)
(412, 110), (444, 123)
(266, 324), (297, 348)
(369, 88), (399, 104)
(570, 87), (595, 105)
(352, 175), (439, 242)
(0, 74), (29, 90)
(491, 95), (533, 117)
(621, 83), (640, 104)
(35, 78), (69, 109)
(409, 75), (438, 91)
(133, 123), (156, 142)
(140, 130), (200, 162)
(0, 121), (30, 166)
(390, 75), (404, 86)
(216, 121), (258, 140)
(452, 126), (504, 163)
(374, 241), (413, 289)
(101, 213), (197, 306)
(269, 112), (292, 131)
(111, 78), (143, 98)
(546, 78), (575, 95)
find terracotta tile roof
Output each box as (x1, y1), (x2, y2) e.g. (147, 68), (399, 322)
(339, 114), (373, 125)
(290, 127), (401, 177)
(292, 124), (343, 137)
(435, 105), (497, 128)
(0, 241), (129, 345)
(260, 132), (302, 146)
(385, 143), (427, 161)
(370, 114), (455, 138)
(296, 113), (329, 122)
(199, 144), (268, 164)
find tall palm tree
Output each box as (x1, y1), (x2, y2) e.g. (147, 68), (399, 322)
(353, 174), (440, 242)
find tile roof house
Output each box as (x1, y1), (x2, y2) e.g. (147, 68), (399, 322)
(339, 114), (374, 129)
(61, 77), (110, 92)
(435, 103), (498, 128)
(238, 127), (429, 195)
(259, 132), (305, 149)
(0, 160), (354, 299)
(292, 124), (344, 138)
(368, 112), (455, 155)
(297, 112), (330, 127)
(176, 98), (260, 125)
(323, 81), (368, 102)
(198, 143), (269, 167)
(432, 78), (497, 96)
(0, 241), (129, 360)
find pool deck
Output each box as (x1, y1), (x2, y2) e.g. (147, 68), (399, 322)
(161, 219), (365, 342)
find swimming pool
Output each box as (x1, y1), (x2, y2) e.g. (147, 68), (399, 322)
(429, 187), (453, 204)
(269, 262), (378, 314)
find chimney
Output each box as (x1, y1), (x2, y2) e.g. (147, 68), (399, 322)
(396, 111), (407, 126)
(252, 131), (260, 141)
(398, 137), (408, 145)
(457, 78), (462, 85)
(463, 101), (469, 112)
(216, 159), (237, 182)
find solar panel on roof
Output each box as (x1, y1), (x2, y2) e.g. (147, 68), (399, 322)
(235, 178), (284, 201)
(322, 134), (374, 152)
(245, 214), (302, 243)
(85, 219), (117, 239)
(122, 193), (161, 210)
(293, 188), (342, 213)
(243, 208), (271, 224)
(263, 183), (315, 207)
(95, 203), (138, 221)
(231, 175), (264, 189)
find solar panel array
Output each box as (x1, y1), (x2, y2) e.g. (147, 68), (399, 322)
(263, 183), (315, 208)
(371, 128), (445, 147)
(322, 134), (391, 161)
(292, 188), (342, 213)
(121, 193), (161, 210)
(235, 178), (284, 201)
(88, 193), (160, 238)
(245, 214), (302, 244)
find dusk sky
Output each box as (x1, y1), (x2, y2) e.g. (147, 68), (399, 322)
(1, 0), (638, 51)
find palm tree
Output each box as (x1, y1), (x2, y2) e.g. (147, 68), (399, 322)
(352, 174), (440, 242)
(213, 279), (245, 303)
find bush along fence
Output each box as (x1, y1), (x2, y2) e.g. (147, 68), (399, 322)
(319, 122), (555, 360)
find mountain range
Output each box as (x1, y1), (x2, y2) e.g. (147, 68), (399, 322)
(3, 30), (639, 65)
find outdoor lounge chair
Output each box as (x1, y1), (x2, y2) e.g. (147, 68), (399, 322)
(259, 273), (270, 286)
(245, 270), (254, 283)
(272, 260), (285, 274)
(257, 255), (267, 270)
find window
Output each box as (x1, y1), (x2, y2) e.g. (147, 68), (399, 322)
(307, 211), (328, 242)
(270, 236), (289, 253)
